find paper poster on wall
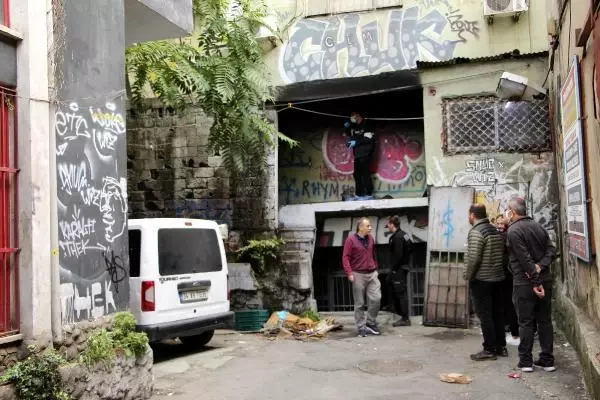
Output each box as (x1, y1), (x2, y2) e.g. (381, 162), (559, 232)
(560, 55), (591, 262)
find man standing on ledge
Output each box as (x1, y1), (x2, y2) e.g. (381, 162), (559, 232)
(343, 217), (381, 337)
(464, 204), (507, 361)
(344, 112), (375, 200)
(505, 197), (556, 373)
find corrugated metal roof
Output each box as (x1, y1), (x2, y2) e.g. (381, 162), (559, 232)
(416, 51), (548, 69)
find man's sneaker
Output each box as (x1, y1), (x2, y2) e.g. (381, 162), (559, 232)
(496, 348), (509, 357)
(392, 319), (411, 327)
(365, 324), (381, 335)
(358, 327), (367, 337)
(518, 362), (534, 373)
(470, 350), (497, 361)
(534, 360), (557, 372)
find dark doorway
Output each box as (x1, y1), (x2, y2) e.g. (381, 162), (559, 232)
(312, 208), (428, 316)
(277, 84), (426, 206)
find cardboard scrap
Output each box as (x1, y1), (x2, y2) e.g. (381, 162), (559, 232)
(439, 373), (472, 384)
(262, 311), (342, 340)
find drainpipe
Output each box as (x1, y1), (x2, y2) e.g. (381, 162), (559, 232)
(47, 0), (62, 344)
(49, 102), (62, 344)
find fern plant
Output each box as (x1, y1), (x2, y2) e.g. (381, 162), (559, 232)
(236, 237), (285, 275)
(126, 0), (296, 174)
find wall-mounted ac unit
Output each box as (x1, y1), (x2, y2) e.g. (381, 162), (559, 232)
(483, 0), (528, 16)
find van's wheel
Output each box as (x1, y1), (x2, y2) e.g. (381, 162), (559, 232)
(180, 330), (214, 348)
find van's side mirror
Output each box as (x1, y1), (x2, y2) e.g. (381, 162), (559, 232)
(218, 224), (229, 240)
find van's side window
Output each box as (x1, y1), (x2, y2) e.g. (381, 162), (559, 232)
(129, 229), (142, 278)
(158, 229), (222, 276)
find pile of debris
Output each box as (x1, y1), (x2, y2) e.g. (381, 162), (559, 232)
(262, 311), (342, 340)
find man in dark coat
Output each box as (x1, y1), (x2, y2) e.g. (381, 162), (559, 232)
(505, 197), (556, 373)
(386, 215), (412, 327)
(344, 112), (375, 199)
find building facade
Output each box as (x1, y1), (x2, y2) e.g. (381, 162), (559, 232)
(263, 0), (556, 321)
(546, 0), (600, 397)
(0, 0), (192, 362)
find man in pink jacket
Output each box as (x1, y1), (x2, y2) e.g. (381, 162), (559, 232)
(343, 217), (381, 337)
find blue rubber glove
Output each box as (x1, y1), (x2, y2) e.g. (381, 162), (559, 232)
(347, 140), (356, 148)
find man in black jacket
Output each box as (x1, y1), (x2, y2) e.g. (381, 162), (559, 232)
(386, 215), (411, 327)
(344, 112), (375, 199)
(505, 197), (556, 373)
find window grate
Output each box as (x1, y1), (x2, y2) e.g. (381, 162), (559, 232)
(442, 95), (551, 155)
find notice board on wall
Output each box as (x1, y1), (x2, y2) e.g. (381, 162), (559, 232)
(561, 55), (591, 262)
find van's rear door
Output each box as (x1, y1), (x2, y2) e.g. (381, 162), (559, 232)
(154, 226), (228, 323)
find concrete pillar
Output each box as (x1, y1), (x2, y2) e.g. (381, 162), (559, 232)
(265, 109), (279, 231)
(12, 0), (53, 342)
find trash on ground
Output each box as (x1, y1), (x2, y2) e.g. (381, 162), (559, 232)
(262, 311), (342, 340)
(508, 373), (521, 379)
(439, 373), (472, 384)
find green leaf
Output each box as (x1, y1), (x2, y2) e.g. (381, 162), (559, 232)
(126, 0), (289, 175)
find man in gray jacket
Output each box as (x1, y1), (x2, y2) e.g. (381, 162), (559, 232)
(464, 204), (507, 361)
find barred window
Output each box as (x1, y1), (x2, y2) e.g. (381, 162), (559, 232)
(442, 96), (551, 155)
(0, 86), (19, 337)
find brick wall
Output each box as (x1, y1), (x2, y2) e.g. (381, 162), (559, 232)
(126, 102), (277, 239)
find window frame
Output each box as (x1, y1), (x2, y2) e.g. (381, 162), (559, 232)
(1, 0), (10, 27)
(0, 85), (19, 338)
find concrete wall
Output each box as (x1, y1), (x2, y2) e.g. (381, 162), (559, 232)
(547, 0), (600, 328)
(545, 5), (600, 395)
(124, 0), (193, 45)
(421, 58), (559, 241)
(264, 0), (548, 85)
(54, 0), (130, 325)
(11, 0), (53, 344)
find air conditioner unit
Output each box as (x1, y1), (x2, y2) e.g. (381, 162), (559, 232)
(483, 0), (528, 16)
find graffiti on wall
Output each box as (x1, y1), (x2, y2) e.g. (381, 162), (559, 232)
(56, 100), (129, 325)
(447, 155), (559, 243)
(318, 211), (428, 248)
(279, 125), (426, 204)
(280, 4), (479, 83)
(173, 199), (233, 226)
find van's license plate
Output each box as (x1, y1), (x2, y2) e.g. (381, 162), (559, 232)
(180, 290), (208, 302)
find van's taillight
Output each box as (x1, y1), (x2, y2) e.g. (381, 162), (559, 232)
(227, 274), (231, 301)
(142, 281), (155, 312)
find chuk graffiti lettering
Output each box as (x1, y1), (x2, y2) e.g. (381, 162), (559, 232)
(56, 100), (129, 324)
(280, 5), (477, 83)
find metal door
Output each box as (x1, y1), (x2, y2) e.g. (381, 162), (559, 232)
(423, 187), (474, 328)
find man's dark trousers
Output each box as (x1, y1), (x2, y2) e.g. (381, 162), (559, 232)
(353, 158), (373, 196)
(471, 279), (506, 353)
(388, 269), (409, 319)
(513, 282), (554, 366)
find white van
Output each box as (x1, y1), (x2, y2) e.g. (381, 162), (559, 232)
(128, 218), (233, 347)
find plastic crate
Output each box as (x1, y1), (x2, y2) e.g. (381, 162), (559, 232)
(234, 309), (269, 332)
